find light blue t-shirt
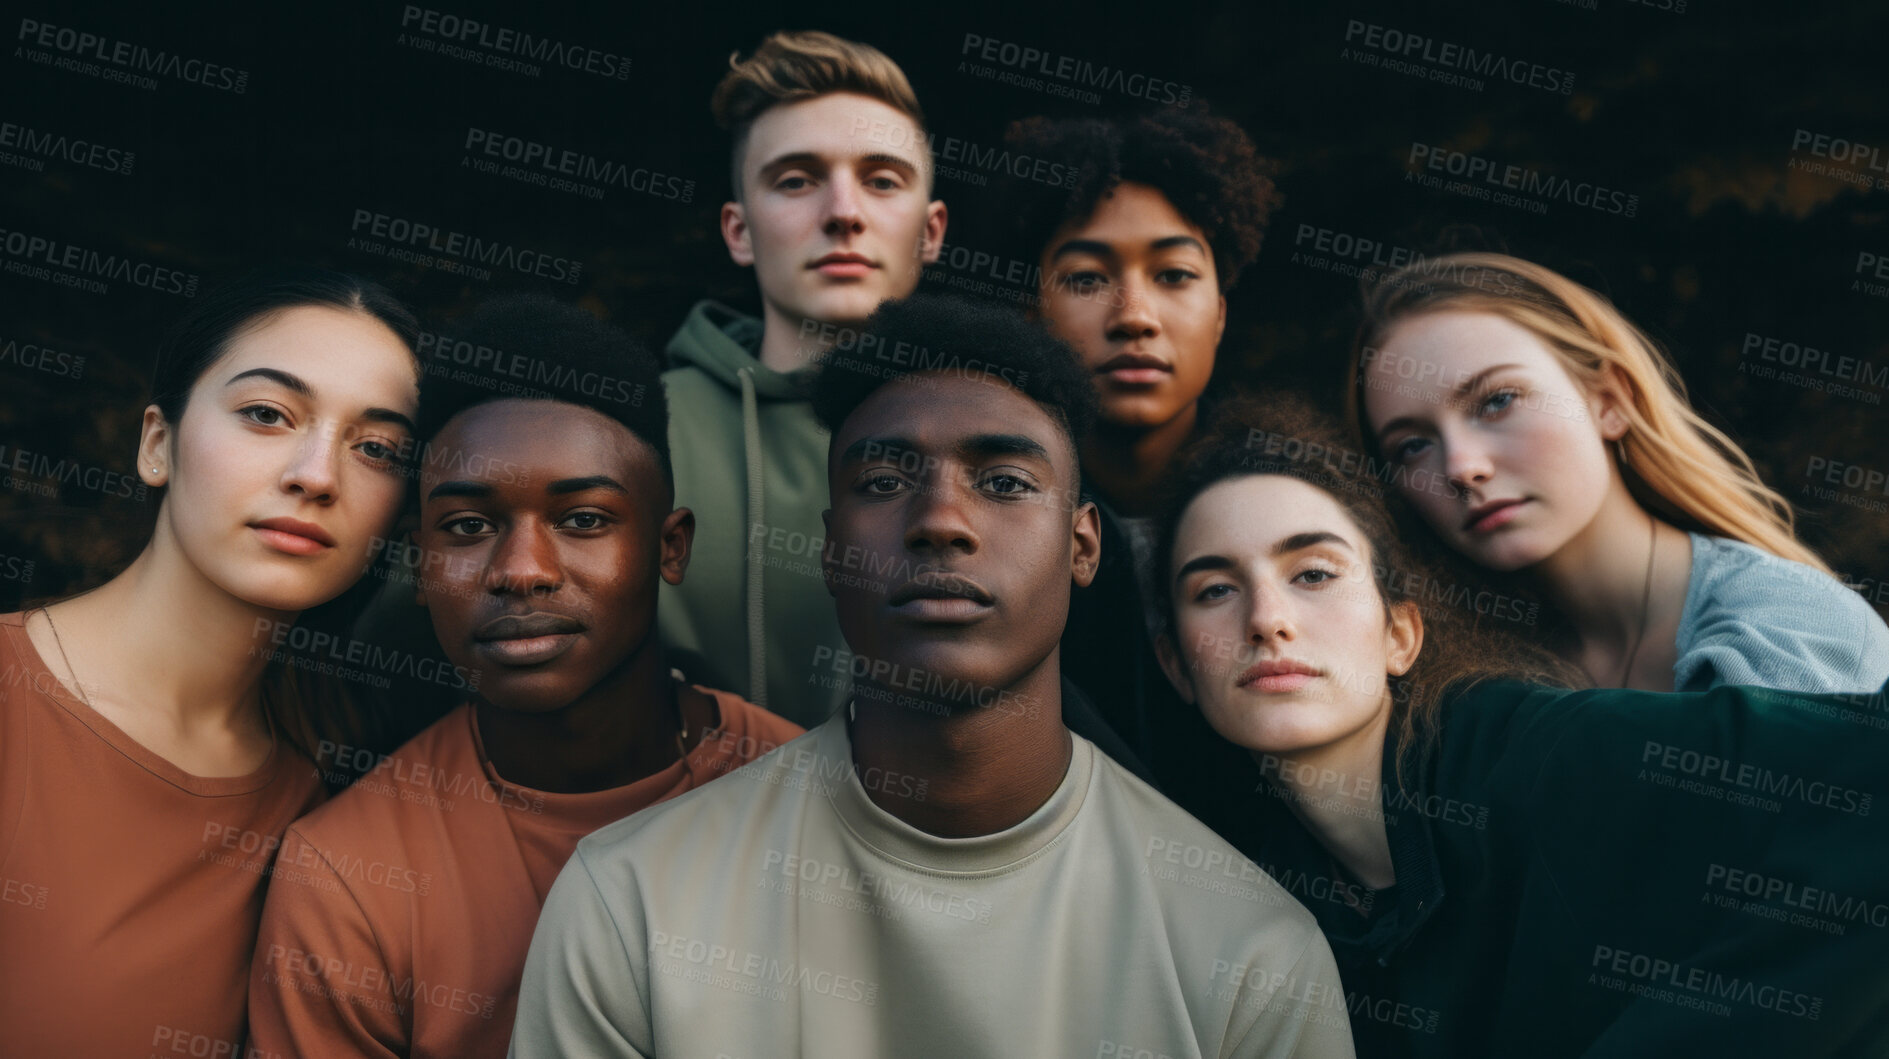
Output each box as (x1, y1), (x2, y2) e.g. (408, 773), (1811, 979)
(1674, 533), (1889, 694)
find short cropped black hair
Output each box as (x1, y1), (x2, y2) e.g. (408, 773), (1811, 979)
(414, 293), (671, 489)
(992, 106), (1280, 292)
(811, 294), (1098, 482)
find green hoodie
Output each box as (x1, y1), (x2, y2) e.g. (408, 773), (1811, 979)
(657, 301), (850, 730)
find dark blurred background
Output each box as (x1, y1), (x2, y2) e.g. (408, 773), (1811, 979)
(3, 0), (1885, 614)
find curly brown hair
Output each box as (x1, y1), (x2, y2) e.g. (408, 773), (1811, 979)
(992, 106), (1282, 292)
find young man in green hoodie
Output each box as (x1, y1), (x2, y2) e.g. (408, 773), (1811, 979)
(660, 30), (948, 728)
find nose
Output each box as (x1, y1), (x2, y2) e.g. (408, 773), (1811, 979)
(822, 174), (866, 237)
(483, 519), (563, 598)
(279, 425), (342, 503)
(1441, 429), (1494, 493)
(1245, 577), (1297, 647)
(1104, 275), (1160, 341)
(903, 470), (980, 557)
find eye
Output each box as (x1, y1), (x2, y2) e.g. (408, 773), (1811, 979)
(1293, 566), (1340, 586)
(239, 405), (286, 427)
(1477, 388), (1520, 417)
(559, 511), (608, 531)
(1155, 268), (1200, 285)
(775, 174), (811, 191)
(860, 473), (907, 496)
(1193, 582), (1236, 603)
(1060, 271), (1106, 292)
(443, 516), (492, 537)
(867, 174), (902, 191)
(980, 473), (1034, 496)
(1388, 435), (1431, 464)
(355, 439), (398, 462)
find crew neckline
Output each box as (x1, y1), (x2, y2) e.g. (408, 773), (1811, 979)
(821, 712), (1093, 876)
(1, 613), (287, 798)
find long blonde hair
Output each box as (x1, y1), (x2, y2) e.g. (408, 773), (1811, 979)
(1345, 251), (1828, 573)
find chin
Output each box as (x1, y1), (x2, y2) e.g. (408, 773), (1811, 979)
(219, 570), (357, 614)
(474, 680), (578, 714)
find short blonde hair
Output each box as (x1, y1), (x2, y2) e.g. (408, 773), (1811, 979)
(711, 30), (926, 197)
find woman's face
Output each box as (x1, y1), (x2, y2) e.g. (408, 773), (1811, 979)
(1362, 310), (1625, 572)
(1158, 474), (1420, 758)
(150, 305), (419, 612)
(1035, 181), (1225, 433)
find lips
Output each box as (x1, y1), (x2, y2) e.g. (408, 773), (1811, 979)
(1236, 658), (1321, 694)
(810, 252), (877, 278)
(1096, 351), (1173, 386)
(473, 612), (586, 666)
(250, 517), (336, 556)
(887, 571), (996, 623)
(1463, 498), (1528, 534)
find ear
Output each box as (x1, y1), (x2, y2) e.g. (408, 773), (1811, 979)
(819, 508), (838, 598)
(1070, 499), (1101, 589)
(1588, 363), (1634, 442)
(136, 404), (170, 488)
(1213, 292), (1228, 346)
(721, 201), (754, 267)
(659, 507), (696, 586)
(916, 199), (948, 265)
(1154, 632), (1197, 706)
(1383, 600), (1424, 678)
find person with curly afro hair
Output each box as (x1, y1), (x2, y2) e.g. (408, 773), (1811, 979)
(980, 107), (1282, 803)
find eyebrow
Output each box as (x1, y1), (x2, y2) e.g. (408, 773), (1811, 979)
(1375, 362), (1522, 439)
(1171, 531), (1357, 586)
(426, 481), (492, 501)
(1048, 233), (1209, 264)
(548, 475), (629, 496)
(758, 150), (920, 180)
(225, 366), (416, 435)
(840, 433), (1053, 467)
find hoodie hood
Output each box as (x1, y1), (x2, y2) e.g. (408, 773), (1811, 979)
(665, 300), (814, 401)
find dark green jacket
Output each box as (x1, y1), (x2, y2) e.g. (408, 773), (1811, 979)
(1224, 680), (1889, 1058)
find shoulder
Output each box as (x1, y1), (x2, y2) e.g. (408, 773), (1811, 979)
(697, 687), (806, 755)
(1678, 534), (1889, 692)
(289, 710), (469, 846)
(580, 725), (827, 864)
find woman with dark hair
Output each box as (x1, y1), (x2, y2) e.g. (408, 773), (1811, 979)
(1153, 394), (1889, 1057)
(0, 266), (423, 1055)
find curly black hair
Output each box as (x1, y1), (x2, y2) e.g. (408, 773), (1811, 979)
(811, 294), (1099, 490)
(988, 106), (1281, 293)
(414, 293), (671, 491)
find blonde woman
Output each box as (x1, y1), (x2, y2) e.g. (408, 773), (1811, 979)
(1347, 251), (1888, 693)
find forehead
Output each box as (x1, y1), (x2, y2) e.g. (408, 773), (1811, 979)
(1176, 475), (1365, 561)
(836, 371), (1072, 467)
(421, 399), (654, 490)
(1053, 181), (1205, 248)
(216, 305), (418, 412)
(1369, 310), (1562, 382)
(744, 91), (928, 171)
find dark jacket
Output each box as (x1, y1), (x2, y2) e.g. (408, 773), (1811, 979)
(1223, 680), (1889, 1058)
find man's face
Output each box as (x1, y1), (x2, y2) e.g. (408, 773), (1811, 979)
(723, 92), (947, 337)
(415, 399), (691, 712)
(1036, 182), (1226, 432)
(823, 372), (1098, 711)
